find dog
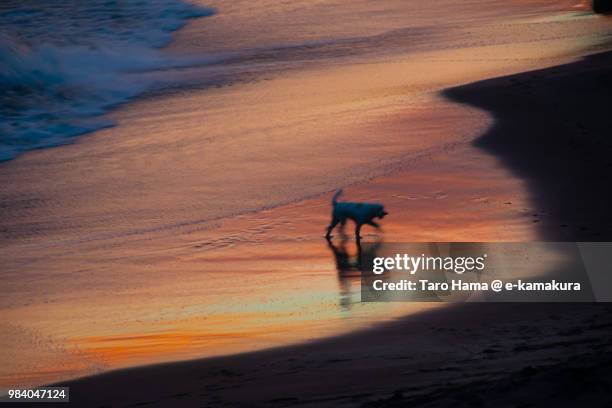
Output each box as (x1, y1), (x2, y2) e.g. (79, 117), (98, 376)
(325, 190), (388, 239)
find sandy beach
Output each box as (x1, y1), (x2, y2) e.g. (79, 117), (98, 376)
(1, 0), (611, 404)
(60, 303), (612, 407)
(55, 43), (612, 407)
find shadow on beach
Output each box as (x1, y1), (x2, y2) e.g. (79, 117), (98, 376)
(445, 51), (612, 241)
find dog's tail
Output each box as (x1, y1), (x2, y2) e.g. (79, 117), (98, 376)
(332, 189), (343, 206)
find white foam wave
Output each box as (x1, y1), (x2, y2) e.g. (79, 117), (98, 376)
(0, 1), (214, 161)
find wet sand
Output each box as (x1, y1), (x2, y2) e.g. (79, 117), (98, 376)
(57, 46), (612, 408)
(1, 0), (611, 392)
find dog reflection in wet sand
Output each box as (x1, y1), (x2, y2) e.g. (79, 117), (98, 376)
(326, 236), (382, 309)
(327, 237), (382, 274)
(325, 190), (388, 240)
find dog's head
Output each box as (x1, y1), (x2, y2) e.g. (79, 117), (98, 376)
(376, 206), (389, 219)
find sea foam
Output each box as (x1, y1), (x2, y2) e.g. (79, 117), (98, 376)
(0, 0), (214, 161)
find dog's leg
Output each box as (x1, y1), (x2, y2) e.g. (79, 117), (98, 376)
(355, 223), (362, 239)
(326, 217), (340, 239)
(367, 220), (380, 229)
(339, 218), (347, 236)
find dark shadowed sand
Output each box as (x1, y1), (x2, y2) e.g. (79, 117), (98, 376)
(57, 303), (612, 407)
(49, 51), (612, 407)
(446, 50), (612, 241)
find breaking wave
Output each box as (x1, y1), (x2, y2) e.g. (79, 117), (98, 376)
(0, 0), (214, 161)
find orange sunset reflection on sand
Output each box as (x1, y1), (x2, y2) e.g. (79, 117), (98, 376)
(2, 0), (609, 390)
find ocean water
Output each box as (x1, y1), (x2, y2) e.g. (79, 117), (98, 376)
(0, 0), (213, 161)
